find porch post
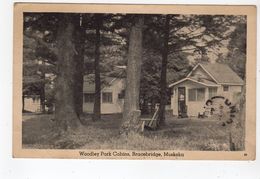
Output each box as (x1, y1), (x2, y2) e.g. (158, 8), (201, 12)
(205, 87), (209, 100)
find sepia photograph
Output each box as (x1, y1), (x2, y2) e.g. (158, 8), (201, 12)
(13, 4), (256, 159)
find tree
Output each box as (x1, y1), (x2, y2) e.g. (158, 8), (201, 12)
(73, 14), (86, 116)
(23, 34), (55, 113)
(23, 14), (60, 114)
(54, 14), (82, 131)
(158, 15), (170, 126)
(142, 14), (200, 127)
(215, 16), (247, 150)
(121, 15), (144, 133)
(92, 14), (102, 121)
(140, 49), (161, 115)
(217, 19), (246, 79)
(23, 13), (87, 130)
(83, 14), (128, 120)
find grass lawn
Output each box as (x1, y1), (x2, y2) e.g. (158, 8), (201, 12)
(22, 113), (231, 151)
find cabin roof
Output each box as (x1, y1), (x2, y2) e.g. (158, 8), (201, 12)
(169, 63), (244, 88)
(188, 63), (244, 85)
(83, 75), (122, 93)
(168, 77), (220, 88)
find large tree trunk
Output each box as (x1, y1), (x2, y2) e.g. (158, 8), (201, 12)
(22, 95), (25, 112)
(73, 14), (85, 117)
(74, 52), (84, 116)
(40, 60), (46, 113)
(121, 16), (144, 134)
(141, 96), (148, 115)
(54, 14), (81, 131)
(158, 15), (170, 127)
(229, 81), (246, 150)
(40, 85), (45, 113)
(92, 14), (102, 121)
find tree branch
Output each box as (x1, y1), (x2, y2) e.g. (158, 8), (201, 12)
(24, 32), (58, 56)
(185, 27), (203, 37)
(171, 47), (198, 53)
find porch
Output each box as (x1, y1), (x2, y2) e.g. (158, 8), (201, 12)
(169, 78), (219, 117)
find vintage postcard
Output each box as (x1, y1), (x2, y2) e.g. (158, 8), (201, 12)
(13, 3), (256, 160)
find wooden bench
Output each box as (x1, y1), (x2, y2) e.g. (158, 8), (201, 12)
(140, 108), (159, 132)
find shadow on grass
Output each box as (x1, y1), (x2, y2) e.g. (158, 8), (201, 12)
(22, 113), (231, 150)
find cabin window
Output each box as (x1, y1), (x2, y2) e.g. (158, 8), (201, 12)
(209, 87), (218, 99)
(188, 88), (205, 101)
(84, 93), (95, 103)
(118, 90), (125, 99)
(188, 89), (196, 101)
(102, 92), (113, 103)
(197, 88), (205, 101)
(223, 85), (229, 92)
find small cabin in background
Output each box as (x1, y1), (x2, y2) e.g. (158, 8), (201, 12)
(23, 95), (41, 113)
(83, 75), (125, 114)
(168, 63), (244, 117)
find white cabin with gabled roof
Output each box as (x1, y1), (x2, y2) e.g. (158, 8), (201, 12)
(168, 63), (244, 117)
(83, 75), (125, 114)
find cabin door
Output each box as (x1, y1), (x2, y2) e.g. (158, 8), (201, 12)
(178, 87), (187, 118)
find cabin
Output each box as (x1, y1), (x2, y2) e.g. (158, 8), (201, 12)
(83, 75), (125, 114)
(23, 95), (41, 113)
(168, 63), (244, 117)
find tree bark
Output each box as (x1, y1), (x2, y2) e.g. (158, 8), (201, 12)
(40, 84), (45, 113)
(121, 16), (144, 134)
(230, 80), (246, 150)
(74, 51), (84, 116)
(22, 95), (25, 112)
(92, 14), (102, 121)
(73, 14), (85, 117)
(158, 15), (170, 127)
(54, 14), (81, 131)
(40, 60), (46, 113)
